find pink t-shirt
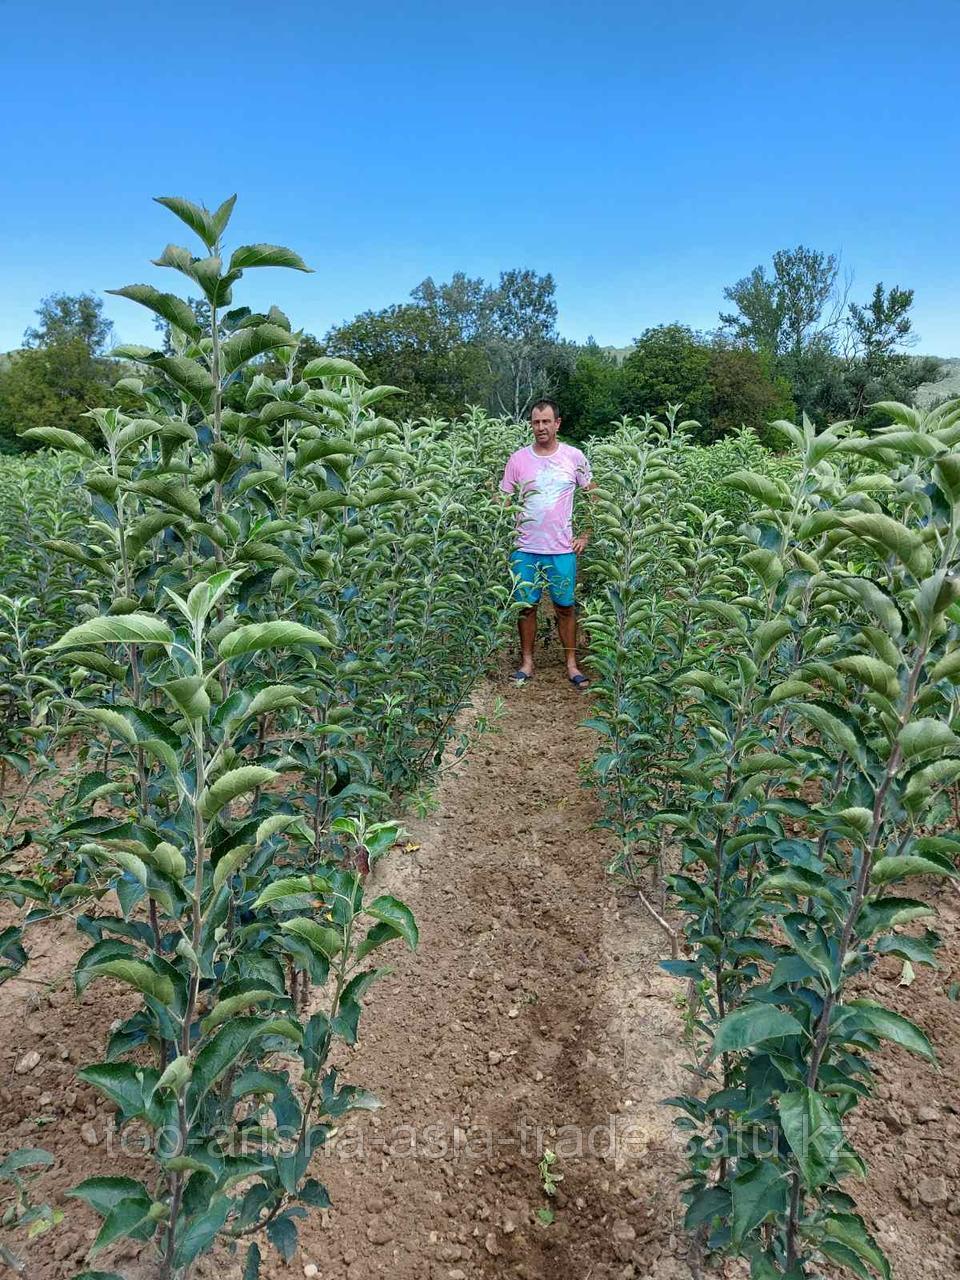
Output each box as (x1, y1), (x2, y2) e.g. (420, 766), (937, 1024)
(500, 442), (592, 553)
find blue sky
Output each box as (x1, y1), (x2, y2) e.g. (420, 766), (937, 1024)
(1, 0), (958, 354)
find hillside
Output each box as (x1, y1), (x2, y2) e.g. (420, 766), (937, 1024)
(915, 356), (960, 406)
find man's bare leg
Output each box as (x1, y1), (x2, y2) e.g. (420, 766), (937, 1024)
(518, 606), (538, 676)
(554, 603), (585, 680)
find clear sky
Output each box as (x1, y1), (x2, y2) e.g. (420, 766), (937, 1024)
(1, 0), (958, 354)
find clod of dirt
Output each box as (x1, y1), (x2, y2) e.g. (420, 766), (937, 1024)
(918, 1176), (949, 1207)
(366, 1221), (393, 1245)
(14, 1050), (40, 1074)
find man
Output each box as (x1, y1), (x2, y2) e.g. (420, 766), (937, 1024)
(499, 399), (595, 688)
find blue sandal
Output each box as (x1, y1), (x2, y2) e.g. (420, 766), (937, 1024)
(513, 670), (534, 683)
(568, 673), (590, 690)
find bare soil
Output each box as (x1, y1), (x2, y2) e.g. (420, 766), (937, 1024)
(2, 650), (959, 1279)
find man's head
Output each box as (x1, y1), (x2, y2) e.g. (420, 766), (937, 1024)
(530, 399), (561, 449)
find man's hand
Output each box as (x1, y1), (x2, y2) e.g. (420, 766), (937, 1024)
(572, 532), (590, 554)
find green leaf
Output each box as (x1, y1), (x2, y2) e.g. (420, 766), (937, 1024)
(219, 620), (333, 659)
(857, 896), (936, 936)
(364, 895), (418, 949)
(188, 1016), (302, 1111)
(255, 814), (304, 846)
(932, 453), (960, 504)
(243, 1243), (262, 1280)
(731, 1160), (788, 1247)
(198, 766), (279, 820)
(832, 1001), (936, 1062)
(821, 1213), (891, 1280)
(898, 718), (960, 760)
(173, 1194), (231, 1267)
(792, 703), (863, 764)
(91, 1193), (156, 1254)
(0, 1148), (54, 1175)
(778, 1088), (843, 1189)
(280, 917), (342, 958)
(752, 618), (791, 662)
(928, 647), (960, 683)
(108, 284), (201, 337)
(151, 355), (216, 408)
(86, 960), (174, 1006)
(20, 427), (96, 458)
(246, 684), (305, 717)
(913, 569), (960, 624)
(77, 1063), (154, 1119)
(163, 676), (211, 720)
(221, 323), (299, 375)
(871, 849), (958, 884)
(742, 550), (785, 591)
(252, 875), (315, 909)
(84, 707), (138, 745)
(712, 1005), (804, 1056)
(301, 355), (367, 381)
(724, 470), (788, 510)
(212, 843), (256, 893)
(834, 656), (899, 698)
(51, 614), (174, 649)
(683, 1186), (730, 1232)
(201, 989), (280, 1034)
(832, 575), (903, 637)
(838, 512), (931, 579)
(154, 195), (218, 248)
(227, 243), (312, 272)
(68, 1177), (152, 1217)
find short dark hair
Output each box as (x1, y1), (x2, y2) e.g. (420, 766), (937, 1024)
(530, 398), (560, 420)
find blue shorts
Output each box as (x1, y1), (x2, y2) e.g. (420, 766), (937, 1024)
(510, 551), (577, 608)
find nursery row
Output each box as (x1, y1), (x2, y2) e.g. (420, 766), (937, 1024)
(581, 398), (960, 1279)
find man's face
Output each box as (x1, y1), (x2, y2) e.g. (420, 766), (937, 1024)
(531, 405), (560, 448)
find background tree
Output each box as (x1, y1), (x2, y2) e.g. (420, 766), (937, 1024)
(706, 342), (795, 443)
(481, 269), (562, 419)
(721, 246), (843, 420)
(841, 282), (939, 420)
(552, 340), (626, 441)
(621, 324), (712, 424)
(0, 292), (117, 453)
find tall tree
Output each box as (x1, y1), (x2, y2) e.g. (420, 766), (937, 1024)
(621, 324), (713, 424)
(23, 291), (113, 354)
(0, 293), (117, 451)
(482, 269), (562, 419)
(720, 246), (843, 419)
(843, 283), (938, 418)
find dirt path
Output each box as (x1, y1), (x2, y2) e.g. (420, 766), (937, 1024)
(271, 661), (691, 1280)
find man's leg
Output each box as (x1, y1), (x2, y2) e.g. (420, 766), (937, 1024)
(518, 606), (538, 677)
(546, 554), (586, 681)
(554, 604), (584, 680)
(510, 551), (542, 677)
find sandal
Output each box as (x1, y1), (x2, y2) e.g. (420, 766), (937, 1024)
(513, 669), (534, 683)
(568, 673), (590, 690)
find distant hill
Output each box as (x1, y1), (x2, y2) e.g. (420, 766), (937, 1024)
(915, 357), (960, 407)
